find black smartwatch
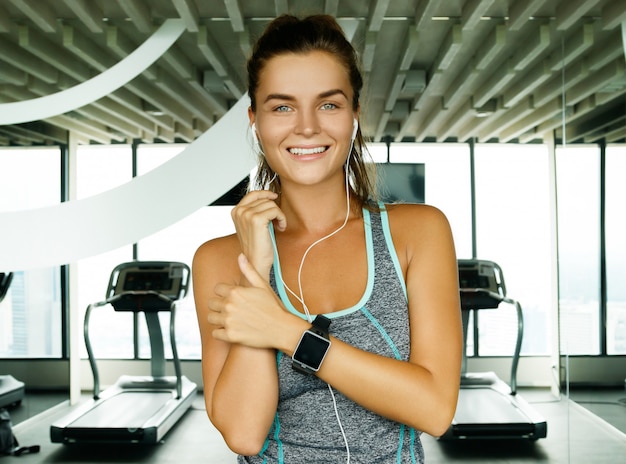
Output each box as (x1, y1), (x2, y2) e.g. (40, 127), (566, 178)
(292, 315), (332, 374)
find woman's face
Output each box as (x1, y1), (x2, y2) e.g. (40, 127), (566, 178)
(249, 50), (358, 188)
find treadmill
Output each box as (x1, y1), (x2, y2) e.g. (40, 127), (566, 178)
(0, 272), (26, 409)
(50, 261), (197, 444)
(441, 259), (547, 440)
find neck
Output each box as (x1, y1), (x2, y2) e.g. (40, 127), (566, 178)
(278, 178), (358, 235)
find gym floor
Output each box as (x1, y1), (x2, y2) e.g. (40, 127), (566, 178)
(5, 386), (626, 463)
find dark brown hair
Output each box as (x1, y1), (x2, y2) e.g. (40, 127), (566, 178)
(247, 14), (377, 207)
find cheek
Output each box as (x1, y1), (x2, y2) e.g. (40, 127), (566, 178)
(258, 122), (290, 148)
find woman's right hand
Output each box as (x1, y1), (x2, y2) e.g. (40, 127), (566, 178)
(230, 190), (287, 281)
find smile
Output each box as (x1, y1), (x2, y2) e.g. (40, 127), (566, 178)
(288, 146), (328, 156)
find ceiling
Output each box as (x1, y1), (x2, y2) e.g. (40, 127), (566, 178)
(1, 0), (625, 147)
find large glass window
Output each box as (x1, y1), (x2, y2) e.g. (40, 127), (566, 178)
(75, 145), (134, 358)
(0, 147), (62, 358)
(605, 145), (626, 355)
(474, 143), (552, 356)
(386, 143), (473, 259)
(556, 145), (601, 355)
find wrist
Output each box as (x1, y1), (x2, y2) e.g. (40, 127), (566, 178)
(244, 259), (273, 284)
(277, 316), (310, 356)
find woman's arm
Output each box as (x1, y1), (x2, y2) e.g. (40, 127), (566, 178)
(313, 204), (462, 436)
(192, 191), (289, 455)
(193, 238), (279, 455)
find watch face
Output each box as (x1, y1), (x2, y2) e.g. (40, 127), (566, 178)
(293, 331), (331, 370)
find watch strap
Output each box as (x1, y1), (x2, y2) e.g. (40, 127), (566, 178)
(311, 314), (331, 335)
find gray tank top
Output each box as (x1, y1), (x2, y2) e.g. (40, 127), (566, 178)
(239, 205), (424, 464)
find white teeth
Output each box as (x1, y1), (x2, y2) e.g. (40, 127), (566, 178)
(288, 146), (326, 155)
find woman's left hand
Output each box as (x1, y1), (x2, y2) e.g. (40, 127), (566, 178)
(207, 253), (300, 349)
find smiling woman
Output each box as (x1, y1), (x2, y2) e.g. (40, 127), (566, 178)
(192, 14), (462, 464)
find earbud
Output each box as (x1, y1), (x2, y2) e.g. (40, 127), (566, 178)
(351, 118), (358, 142)
(251, 123), (260, 149)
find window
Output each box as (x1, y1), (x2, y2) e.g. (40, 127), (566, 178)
(556, 145), (601, 355)
(474, 143), (552, 356)
(0, 147), (62, 358)
(75, 145), (134, 358)
(386, 143), (473, 259)
(605, 145), (626, 355)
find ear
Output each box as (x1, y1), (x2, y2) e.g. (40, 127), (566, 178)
(248, 107), (259, 147)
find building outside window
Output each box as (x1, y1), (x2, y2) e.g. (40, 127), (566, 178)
(0, 147), (62, 358)
(556, 145), (601, 355)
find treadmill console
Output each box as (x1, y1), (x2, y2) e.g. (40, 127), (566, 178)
(107, 262), (189, 312)
(458, 259), (506, 310)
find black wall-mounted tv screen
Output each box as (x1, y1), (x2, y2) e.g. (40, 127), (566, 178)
(375, 163), (425, 204)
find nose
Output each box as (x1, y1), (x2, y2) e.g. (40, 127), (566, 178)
(294, 109), (320, 137)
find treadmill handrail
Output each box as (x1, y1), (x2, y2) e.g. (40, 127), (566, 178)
(460, 288), (504, 300)
(83, 302), (101, 398)
(84, 298), (184, 400)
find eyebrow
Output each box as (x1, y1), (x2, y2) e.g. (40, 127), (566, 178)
(263, 88), (348, 104)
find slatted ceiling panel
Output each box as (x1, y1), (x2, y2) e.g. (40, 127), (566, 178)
(0, 0), (624, 146)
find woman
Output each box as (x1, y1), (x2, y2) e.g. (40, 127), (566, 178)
(193, 14), (462, 463)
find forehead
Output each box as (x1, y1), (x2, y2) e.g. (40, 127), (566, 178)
(257, 51), (352, 98)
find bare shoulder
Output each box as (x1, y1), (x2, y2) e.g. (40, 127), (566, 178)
(385, 203), (452, 237)
(192, 233), (241, 285)
(194, 233), (239, 261)
(383, 203), (455, 268)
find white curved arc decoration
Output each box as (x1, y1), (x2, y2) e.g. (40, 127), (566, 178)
(0, 96), (254, 271)
(0, 19), (186, 125)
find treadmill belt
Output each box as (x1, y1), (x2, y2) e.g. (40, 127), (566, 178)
(455, 388), (532, 424)
(69, 391), (173, 428)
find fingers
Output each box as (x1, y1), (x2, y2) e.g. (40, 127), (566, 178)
(232, 190), (287, 232)
(207, 255), (278, 345)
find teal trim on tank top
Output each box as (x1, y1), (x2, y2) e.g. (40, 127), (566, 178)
(268, 207), (375, 320)
(258, 352), (285, 463)
(259, 412), (284, 463)
(359, 305), (401, 360)
(397, 425), (405, 463)
(395, 425), (418, 464)
(379, 204), (408, 299)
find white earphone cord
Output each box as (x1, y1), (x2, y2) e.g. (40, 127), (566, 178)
(277, 139), (355, 463)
